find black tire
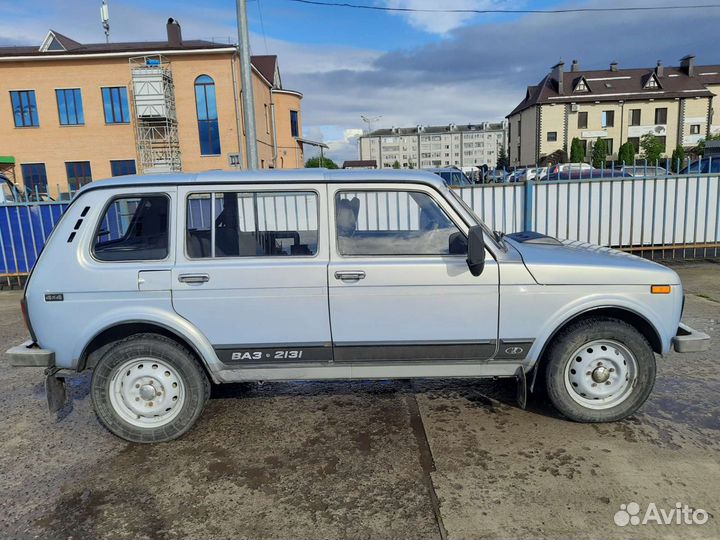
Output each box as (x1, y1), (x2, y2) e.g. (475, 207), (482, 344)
(91, 333), (210, 443)
(544, 317), (656, 422)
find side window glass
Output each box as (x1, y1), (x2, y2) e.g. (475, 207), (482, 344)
(93, 195), (169, 261)
(186, 191), (319, 258)
(335, 190), (466, 256)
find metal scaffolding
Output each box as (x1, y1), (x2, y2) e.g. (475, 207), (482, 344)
(129, 55), (181, 174)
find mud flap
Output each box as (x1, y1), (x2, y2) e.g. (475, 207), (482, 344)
(44, 369), (67, 414)
(515, 366), (527, 410)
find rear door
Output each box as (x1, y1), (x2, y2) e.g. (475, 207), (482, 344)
(171, 184), (332, 365)
(327, 183), (499, 363)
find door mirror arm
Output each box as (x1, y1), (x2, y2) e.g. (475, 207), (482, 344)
(466, 225), (485, 276)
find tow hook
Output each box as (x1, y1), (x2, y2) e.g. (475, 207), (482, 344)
(44, 366), (67, 414)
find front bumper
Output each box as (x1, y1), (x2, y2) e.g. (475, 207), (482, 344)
(672, 323), (710, 353)
(5, 340), (55, 367)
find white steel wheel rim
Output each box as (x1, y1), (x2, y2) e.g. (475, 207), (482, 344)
(108, 357), (186, 428)
(563, 339), (638, 410)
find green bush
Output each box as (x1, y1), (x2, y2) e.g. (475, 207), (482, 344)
(570, 137), (585, 163)
(591, 139), (607, 168)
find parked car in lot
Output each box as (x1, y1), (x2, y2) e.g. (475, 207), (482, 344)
(680, 158), (720, 175)
(614, 166), (669, 178)
(425, 167), (473, 186)
(507, 167), (548, 182)
(6, 169), (709, 442)
(545, 162), (593, 177)
(546, 168), (634, 181)
(0, 174), (54, 203)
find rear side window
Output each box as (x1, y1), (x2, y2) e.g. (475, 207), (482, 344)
(93, 195), (170, 261)
(186, 191), (318, 258)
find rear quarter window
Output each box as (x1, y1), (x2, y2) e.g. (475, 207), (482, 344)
(93, 195), (170, 262)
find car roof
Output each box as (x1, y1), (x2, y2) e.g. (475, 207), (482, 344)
(79, 168), (447, 194)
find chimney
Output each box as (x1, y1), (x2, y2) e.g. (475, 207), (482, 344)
(681, 54), (695, 77)
(551, 60), (565, 94)
(656, 60), (664, 78)
(167, 18), (182, 46)
(610, 61), (618, 72)
(571, 59), (580, 72)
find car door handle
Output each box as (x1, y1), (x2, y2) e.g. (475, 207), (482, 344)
(178, 273), (210, 284)
(334, 270), (366, 281)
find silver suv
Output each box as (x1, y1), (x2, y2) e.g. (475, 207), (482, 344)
(6, 170), (709, 443)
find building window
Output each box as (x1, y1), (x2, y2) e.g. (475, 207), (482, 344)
(574, 79), (588, 92)
(290, 110), (299, 137)
(66, 161), (92, 191)
(579, 139), (588, 156)
(55, 89), (84, 126)
(110, 160), (137, 176)
(601, 110), (615, 128)
(101, 87), (130, 124)
(578, 112), (588, 129)
(194, 75), (221, 156)
(11, 90), (39, 127)
(264, 104), (270, 134)
(627, 137), (640, 153)
(657, 136), (666, 152)
(690, 124), (701, 135)
(21, 163), (47, 193)
(547, 131), (558, 142)
(629, 109), (641, 126)
(655, 107), (667, 125)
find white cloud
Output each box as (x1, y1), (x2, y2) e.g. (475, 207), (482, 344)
(382, 0), (492, 35)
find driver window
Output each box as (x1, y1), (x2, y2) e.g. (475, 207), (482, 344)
(335, 190), (466, 256)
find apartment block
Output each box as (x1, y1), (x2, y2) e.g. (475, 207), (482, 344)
(507, 56), (720, 166)
(359, 122), (508, 169)
(0, 19), (305, 197)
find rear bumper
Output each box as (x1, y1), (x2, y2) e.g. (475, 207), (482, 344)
(5, 340), (55, 367)
(672, 323), (710, 353)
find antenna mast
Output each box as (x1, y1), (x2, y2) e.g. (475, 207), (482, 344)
(101, 1), (110, 43)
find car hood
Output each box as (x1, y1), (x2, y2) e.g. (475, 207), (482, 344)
(505, 232), (680, 286)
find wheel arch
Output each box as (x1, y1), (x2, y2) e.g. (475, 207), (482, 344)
(529, 306), (662, 392)
(78, 320), (220, 383)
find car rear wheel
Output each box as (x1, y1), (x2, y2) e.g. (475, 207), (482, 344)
(91, 333), (210, 443)
(544, 317), (656, 422)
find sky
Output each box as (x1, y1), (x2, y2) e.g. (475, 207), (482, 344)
(0, 0), (719, 163)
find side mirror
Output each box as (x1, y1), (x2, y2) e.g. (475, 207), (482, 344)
(466, 225), (485, 276)
(448, 231), (467, 255)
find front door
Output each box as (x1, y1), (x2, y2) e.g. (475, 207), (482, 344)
(327, 184), (499, 363)
(171, 185), (332, 365)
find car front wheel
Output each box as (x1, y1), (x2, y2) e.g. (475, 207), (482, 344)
(544, 317), (656, 422)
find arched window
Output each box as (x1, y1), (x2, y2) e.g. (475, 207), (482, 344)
(194, 75), (221, 155)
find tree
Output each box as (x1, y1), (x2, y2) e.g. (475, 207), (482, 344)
(617, 141), (636, 166)
(496, 146), (509, 169)
(670, 145), (686, 172)
(591, 138), (607, 168)
(570, 137), (585, 163)
(392, 160), (401, 169)
(640, 134), (664, 164)
(305, 156), (339, 169)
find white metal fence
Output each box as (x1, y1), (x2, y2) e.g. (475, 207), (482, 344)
(0, 173), (718, 286)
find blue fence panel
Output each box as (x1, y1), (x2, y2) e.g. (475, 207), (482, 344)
(0, 202), (69, 275)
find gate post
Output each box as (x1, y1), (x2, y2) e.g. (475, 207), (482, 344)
(523, 180), (535, 231)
